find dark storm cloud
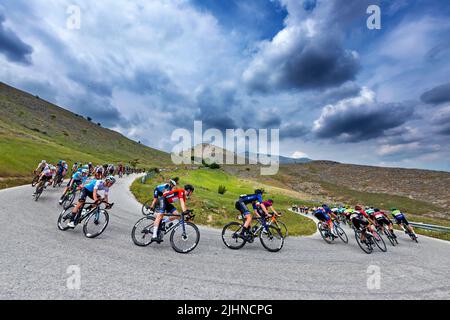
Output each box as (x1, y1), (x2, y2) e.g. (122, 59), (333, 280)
(431, 107), (450, 135)
(244, 37), (360, 93)
(314, 92), (415, 143)
(0, 12), (33, 64)
(243, 0), (363, 94)
(279, 40), (360, 91)
(195, 86), (237, 130)
(69, 93), (129, 128)
(420, 83), (450, 105)
(280, 122), (309, 139)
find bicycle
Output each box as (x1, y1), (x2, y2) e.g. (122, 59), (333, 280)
(266, 212), (288, 238)
(58, 200), (113, 238)
(34, 178), (49, 201)
(317, 219), (348, 244)
(399, 222), (418, 243)
(131, 210), (200, 254)
(222, 215), (284, 252)
(376, 224), (398, 246)
(60, 184), (81, 210)
(53, 173), (64, 188)
(354, 226), (387, 254)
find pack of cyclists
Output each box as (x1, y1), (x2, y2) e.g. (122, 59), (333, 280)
(31, 159), (420, 252)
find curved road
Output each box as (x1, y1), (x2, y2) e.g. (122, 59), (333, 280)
(0, 175), (449, 299)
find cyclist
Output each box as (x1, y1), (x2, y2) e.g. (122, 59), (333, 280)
(350, 205), (376, 243)
(235, 189), (265, 241)
(255, 199), (280, 231)
(148, 178), (179, 212)
(314, 204), (338, 235)
(94, 165), (104, 179)
(107, 164), (115, 176)
(67, 176), (116, 228)
(391, 208), (416, 236)
(35, 160), (47, 175)
(370, 208), (397, 238)
(32, 164), (53, 196)
(59, 169), (89, 205)
(151, 184), (195, 243)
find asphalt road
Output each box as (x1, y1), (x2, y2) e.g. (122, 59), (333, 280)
(1, 174), (449, 300)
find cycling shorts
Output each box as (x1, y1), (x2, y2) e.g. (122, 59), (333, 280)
(79, 188), (94, 201)
(157, 197), (177, 215)
(376, 216), (391, 226)
(235, 201), (251, 216)
(394, 216), (409, 226)
(352, 216), (369, 230)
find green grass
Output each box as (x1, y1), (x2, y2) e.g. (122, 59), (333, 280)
(130, 168), (317, 237)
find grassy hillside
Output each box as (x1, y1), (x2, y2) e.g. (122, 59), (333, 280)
(131, 168), (317, 237)
(0, 82), (170, 178)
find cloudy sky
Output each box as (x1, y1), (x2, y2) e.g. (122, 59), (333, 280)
(1, 0), (449, 171)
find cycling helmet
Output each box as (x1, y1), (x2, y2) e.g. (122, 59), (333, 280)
(255, 189), (264, 195)
(105, 176), (116, 184)
(390, 207), (397, 211)
(374, 208), (380, 212)
(41, 160), (46, 164)
(50, 165), (56, 170)
(267, 199), (274, 205)
(355, 205), (362, 211)
(322, 204), (328, 208)
(185, 185), (195, 192)
(81, 169), (89, 174)
(170, 179), (177, 186)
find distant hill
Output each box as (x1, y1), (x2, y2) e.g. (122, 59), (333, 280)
(178, 145), (313, 165)
(0, 82), (170, 177)
(241, 152), (312, 164)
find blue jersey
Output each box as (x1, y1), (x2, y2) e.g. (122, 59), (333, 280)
(84, 179), (109, 195)
(154, 183), (172, 198)
(239, 194), (263, 209)
(72, 172), (88, 184)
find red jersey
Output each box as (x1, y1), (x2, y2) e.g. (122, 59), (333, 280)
(163, 189), (187, 204)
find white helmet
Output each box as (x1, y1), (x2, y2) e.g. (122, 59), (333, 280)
(82, 169), (89, 174)
(41, 160), (47, 164)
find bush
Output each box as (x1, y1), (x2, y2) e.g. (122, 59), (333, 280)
(209, 163), (220, 169)
(218, 185), (227, 195)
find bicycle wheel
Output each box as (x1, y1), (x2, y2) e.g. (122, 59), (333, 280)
(83, 209), (109, 238)
(222, 222), (246, 250)
(355, 230), (373, 254)
(260, 225), (284, 252)
(62, 191), (76, 210)
(34, 183), (44, 201)
(384, 229), (396, 246)
(131, 216), (156, 246)
(318, 222), (333, 244)
(373, 230), (387, 252)
(275, 220), (288, 238)
(170, 222), (200, 254)
(335, 225), (348, 244)
(58, 206), (75, 231)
